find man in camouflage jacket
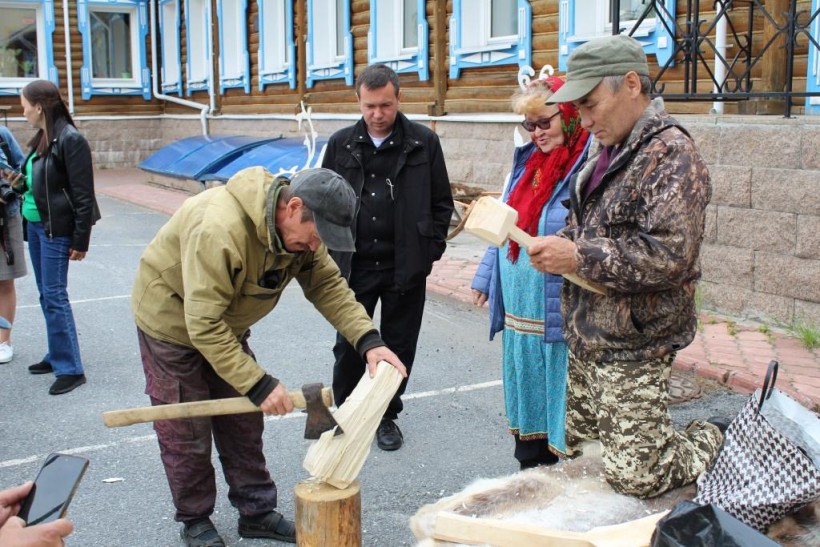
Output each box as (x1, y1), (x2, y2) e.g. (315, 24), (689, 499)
(528, 35), (723, 498)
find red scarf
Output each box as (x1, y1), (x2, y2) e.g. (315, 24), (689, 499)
(506, 77), (588, 263)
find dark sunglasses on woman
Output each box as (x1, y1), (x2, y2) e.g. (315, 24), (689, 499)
(521, 111), (561, 132)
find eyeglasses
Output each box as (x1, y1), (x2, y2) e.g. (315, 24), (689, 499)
(521, 111), (561, 132)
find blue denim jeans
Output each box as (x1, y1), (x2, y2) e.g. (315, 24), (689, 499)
(27, 221), (84, 376)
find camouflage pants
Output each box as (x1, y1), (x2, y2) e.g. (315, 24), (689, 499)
(565, 352), (723, 498)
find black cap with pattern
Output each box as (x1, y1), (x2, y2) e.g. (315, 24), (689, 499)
(289, 168), (356, 252)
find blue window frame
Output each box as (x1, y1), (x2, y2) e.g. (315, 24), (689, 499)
(807, 0), (820, 115)
(217, 0), (250, 93)
(449, 0), (531, 79)
(159, 0), (181, 95)
(0, 0), (58, 95)
(558, 0), (676, 71)
(184, 0), (211, 94)
(305, 0), (353, 88)
(77, 0), (150, 100)
(368, 0), (428, 81)
(258, 0), (296, 90)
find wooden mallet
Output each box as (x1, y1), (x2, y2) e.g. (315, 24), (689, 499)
(465, 196), (606, 295)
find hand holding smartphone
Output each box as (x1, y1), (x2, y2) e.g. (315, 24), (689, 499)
(18, 453), (89, 526)
(0, 159), (20, 175)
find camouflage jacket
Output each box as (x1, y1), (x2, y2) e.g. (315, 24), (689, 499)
(559, 98), (712, 362)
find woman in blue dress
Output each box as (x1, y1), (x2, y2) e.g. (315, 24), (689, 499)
(471, 75), (590, 469)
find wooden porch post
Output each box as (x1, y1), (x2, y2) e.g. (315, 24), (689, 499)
(745, 0), (789, 114)
(296, 0), (308, 106)
(429, 0), (447, 116)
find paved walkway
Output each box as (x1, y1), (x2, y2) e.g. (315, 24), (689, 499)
(96, 168), (820, 411)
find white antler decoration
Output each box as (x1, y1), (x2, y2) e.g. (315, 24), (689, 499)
(275, 101), (320, 177)
(518, 64), (557, 90)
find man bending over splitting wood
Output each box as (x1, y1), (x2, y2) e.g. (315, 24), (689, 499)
(131, 166), (406, 546)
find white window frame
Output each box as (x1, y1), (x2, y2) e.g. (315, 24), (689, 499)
(449, 0), (531, 79)
(0, 0), (55, 93)
(159, 0), (181, 94)
(571, 0), (657, 42)
(185, 0), (211, 93)
(258, 0), (296, 89)
(77, 0), (150, 100)
(559, 0), (676, 71)
(368, 0), (428, 80)
(217, 0), (250, 93)
(87, 5), (140, 87)
(306, 0), (352, 87)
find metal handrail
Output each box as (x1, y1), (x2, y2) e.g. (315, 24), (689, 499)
(616, 0), (820, 117)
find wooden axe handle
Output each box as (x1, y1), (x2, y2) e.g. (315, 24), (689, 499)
(102, 387), (333, 428)
(509, 225), (607, 296)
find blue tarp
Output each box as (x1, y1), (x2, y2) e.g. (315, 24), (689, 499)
(138, 135), (279, 180)
(201, 137), (329, 183)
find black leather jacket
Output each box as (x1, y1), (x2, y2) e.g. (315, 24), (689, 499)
(23, 118), (100, 252)
(322, 112), (453, 289)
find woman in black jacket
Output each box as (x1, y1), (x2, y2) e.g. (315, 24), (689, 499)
(16, 79), (99, 395)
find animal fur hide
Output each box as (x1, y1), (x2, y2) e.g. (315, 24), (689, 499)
(411, 443), (820, 546)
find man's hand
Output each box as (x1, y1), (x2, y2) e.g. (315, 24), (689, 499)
(0, 482), (74, 546)
(0, 517), (73, 547)
(259, 383), (294, 416)
(471, 289), (488, 307)
(528, 236), (578, 275)
(364, 346), (407, 379)
(0, 482), (30, 526)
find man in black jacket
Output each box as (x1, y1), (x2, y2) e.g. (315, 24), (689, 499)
(322, 64), (453, 451)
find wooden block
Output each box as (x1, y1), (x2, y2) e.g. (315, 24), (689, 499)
(464, 196), (522, 247)
(432, 510), (667, 547)
(302, 362), (403, 488)
(295, 478), (361, 547)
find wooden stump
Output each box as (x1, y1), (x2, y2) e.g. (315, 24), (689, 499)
(295, 478), (361, 547)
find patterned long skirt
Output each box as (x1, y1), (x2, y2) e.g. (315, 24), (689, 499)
(499, 243), (568, 456)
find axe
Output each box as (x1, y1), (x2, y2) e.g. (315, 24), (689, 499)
(465, 196), (607, 295)
(102, 383), (343, 439)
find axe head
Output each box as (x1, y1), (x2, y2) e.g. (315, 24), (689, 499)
(302, 383), (344, 440)
(464, 196), (519, 247)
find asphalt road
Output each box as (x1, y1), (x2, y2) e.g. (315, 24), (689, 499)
(0, 194), (748, 546)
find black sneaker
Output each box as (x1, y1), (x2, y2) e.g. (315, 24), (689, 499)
(238, 510), (296, 543)
(49, 374), (86, 395)
(181, 518), (225, 547)
(28, 361), (53, 375)
(376, 418), (404, 451)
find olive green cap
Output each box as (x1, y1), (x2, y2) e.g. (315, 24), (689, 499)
(547, 35), (649, 104)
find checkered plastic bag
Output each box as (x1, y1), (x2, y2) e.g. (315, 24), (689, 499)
(695, 361), (820, 531)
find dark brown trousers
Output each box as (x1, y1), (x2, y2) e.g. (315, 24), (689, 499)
(137, 328), (277, 522)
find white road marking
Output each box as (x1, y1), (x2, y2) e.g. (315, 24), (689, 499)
(0, 381), (502, 469)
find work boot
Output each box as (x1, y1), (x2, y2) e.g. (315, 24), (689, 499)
(49, 374), (86, 395)
(28, 360), (53, 374)
(238, 510), (296, 543)
(376, 418), (403, 451)
(180, 518), (225, 547)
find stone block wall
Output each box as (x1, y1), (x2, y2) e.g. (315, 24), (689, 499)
(4, 112), (816, 326)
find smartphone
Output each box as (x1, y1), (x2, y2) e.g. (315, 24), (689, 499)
(18, 453), (89, 526)
(0, 159), (20, 175)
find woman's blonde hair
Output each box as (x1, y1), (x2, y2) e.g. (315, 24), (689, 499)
(510, 80), (554, 116)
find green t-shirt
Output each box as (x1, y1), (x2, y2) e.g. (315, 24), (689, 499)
(21, 154), (40, 222)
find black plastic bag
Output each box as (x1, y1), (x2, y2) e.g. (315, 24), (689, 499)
(650, 501), (780, 547)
